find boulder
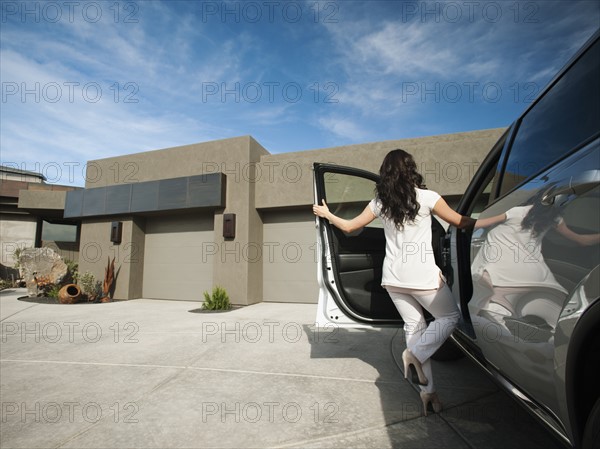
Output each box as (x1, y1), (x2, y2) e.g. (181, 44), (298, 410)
(18, 248), (68, 297)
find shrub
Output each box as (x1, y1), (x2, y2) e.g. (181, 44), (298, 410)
(46, 284), (61, 299)
(202, 286), (231, 310)
(12, 247), (28, 273)
(64, 259), (79, 284)
(79, 271), (101, 300)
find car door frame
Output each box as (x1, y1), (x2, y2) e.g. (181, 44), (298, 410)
(313, 162), (403, 326)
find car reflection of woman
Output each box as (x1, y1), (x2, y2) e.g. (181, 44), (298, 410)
(471, 191), (600, 323)
(313, 149), (475, 415)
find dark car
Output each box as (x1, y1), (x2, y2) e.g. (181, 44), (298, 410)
(312, 29), (599, 448)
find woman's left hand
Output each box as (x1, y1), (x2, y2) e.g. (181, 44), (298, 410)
(313, 199), (330, 218)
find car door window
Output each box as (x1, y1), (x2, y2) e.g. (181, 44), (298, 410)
(499, 38), (600, 196)
(324, 172), (382, 228)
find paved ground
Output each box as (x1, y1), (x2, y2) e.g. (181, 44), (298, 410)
(1, 288), (564, 448)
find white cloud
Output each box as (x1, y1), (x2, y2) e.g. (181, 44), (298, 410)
(0, 4), (265, 185)
(317, 115), (369, 141)
(318, 1), (599, 122)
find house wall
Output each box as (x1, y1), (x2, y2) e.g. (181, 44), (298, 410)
(56, 129), (507, 304)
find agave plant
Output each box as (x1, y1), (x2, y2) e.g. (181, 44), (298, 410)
(101, 257), (115, 302)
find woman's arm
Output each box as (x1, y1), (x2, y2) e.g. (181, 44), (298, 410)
(432, 197), (476, 230)
(313, 200), (376, 233)
(474, 213), (507, 230)
(556, 221), (600, 246)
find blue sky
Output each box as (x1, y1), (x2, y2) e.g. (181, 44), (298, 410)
(1, 0), (599, 186)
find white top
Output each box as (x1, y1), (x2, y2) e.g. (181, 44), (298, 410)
(369, 188), (442, 290)
(471, 205), (567, 293)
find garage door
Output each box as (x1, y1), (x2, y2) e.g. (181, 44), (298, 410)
(262, 210), (318, 303)
(143, 214), (214, 301)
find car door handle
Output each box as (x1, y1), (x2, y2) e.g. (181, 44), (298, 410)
(541, 169), (600, 205)
(470, 228), (486, 247)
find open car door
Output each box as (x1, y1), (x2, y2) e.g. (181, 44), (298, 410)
(313, 163), (447, 328)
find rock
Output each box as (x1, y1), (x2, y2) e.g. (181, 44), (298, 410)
(18, 248), (68, 297)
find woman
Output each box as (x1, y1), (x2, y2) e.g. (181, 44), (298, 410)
(313, 149), (474, 415)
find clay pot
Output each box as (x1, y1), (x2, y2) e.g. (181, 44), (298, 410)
(58, 284), (82, 304)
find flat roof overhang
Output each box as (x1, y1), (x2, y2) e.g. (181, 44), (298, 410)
(17, 190), (69, 219)
(64, 173), (226, 219)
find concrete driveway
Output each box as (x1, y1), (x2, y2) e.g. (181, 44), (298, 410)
(1, 288), (563, 448)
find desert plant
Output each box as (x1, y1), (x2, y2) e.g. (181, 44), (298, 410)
(46, 284), (61, 299)
(12, 246), (28, 274)
(101, 257), (116, 302)
(64, 259), (79, 284)
(79, 271), (101, 301)
(202, 286), (231, 310)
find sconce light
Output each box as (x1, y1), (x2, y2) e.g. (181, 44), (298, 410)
(223, 214), (236, 239)
(110, 221), (123, 244)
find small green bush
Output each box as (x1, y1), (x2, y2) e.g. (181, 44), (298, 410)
(64, 259), (79, 284)
(46, 284), (61, 299)
(79, 271), (101, 300)
(202, 286), (231, 310)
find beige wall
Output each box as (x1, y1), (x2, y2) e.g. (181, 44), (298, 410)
(0, 214), (38, 268)
(82, 136), (270, 304)
(255, 128), (506, 209)
(261, 210), (319, 303)
(78, 217), (144, 300)
(18, 190), (67, 211)
(72, 129), (506, 304)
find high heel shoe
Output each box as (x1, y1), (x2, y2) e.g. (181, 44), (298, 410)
(420, 391), (443, 416)
(402, 349), (428, 386)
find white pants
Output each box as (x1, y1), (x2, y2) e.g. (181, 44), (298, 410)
(386, 282), (460, 393)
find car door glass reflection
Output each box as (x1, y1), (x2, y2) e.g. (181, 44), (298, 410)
(468, 187), (599, 394)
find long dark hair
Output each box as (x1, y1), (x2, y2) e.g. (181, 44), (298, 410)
(375, 149), (425, 229)
(521, 187), (562, 238)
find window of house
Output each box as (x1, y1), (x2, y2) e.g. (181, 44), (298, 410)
(41, 221), (78, 242)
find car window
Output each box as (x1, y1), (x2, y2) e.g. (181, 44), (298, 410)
(468, 172), (497, 219)
(499, 38), (600, 196)
(463, 132), (507, 218)
(323, 171), (382, 228)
